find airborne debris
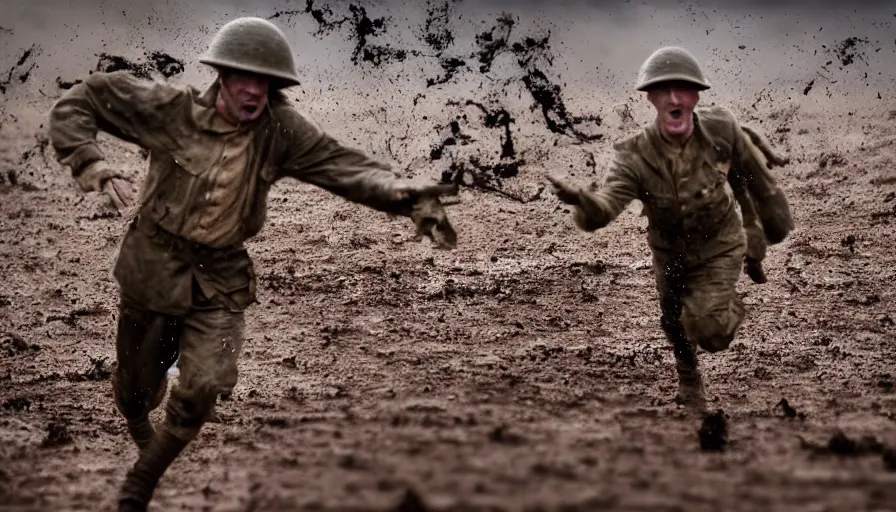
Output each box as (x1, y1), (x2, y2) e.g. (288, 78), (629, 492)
(803, 80), (815, 95)
(421, 0), (458, 53)
(93, 51), (184, 79)
(0, 45), (38, 94)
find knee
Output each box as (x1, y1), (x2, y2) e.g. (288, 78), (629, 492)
(681, 306), (745, 353)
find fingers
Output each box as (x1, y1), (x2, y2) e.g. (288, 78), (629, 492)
(104, 178), (134, 212)
(112, 178), (135, 207)
(547, 175), (582, 205)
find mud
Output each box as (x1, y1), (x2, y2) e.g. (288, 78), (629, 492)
(2, 2), (896, 512)
(94, 52), (185, 79)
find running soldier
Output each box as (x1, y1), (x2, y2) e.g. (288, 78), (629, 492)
(48, 17), (458, 511)
(548, 46), (793, 410)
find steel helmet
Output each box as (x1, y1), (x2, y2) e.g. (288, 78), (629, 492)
(199, 17), (300, 87)
(635, 46), (711, 91)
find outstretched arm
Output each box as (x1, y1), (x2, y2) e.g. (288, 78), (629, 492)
(549, 157), (640, 232)
(278, 112), (458, 247)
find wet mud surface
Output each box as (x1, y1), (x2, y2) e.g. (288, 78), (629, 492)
(1, 2), (896, 511)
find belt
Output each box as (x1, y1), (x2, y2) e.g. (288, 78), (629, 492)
(133, 214), (244, 260)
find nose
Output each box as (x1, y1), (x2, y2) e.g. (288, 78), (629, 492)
(669, 88), (683, 104)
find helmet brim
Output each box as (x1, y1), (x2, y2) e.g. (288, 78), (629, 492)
(200, 58), (300, 88)
(636, 74), (711, 92)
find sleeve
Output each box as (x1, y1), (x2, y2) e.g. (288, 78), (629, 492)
(731, 121), (794, 244)
(277, 112), (413, 216)
(574, 155), (640, 231)
(48, 71), (183, 191)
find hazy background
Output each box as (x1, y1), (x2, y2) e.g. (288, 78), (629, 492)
(1, 0), (894, 179)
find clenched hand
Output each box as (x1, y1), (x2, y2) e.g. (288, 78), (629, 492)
(394, 183), (459, 249)
(547, 175), (582, 206)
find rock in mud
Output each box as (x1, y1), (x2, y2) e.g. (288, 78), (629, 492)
(698, 410), (728, 452)
(40, 421), (74, 448)
(2, 397), (31, 412)
(775, 398), (806, 420)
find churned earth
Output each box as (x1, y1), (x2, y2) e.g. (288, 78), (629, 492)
(1, 1), (895, 511)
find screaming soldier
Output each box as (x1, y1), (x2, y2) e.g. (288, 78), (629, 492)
(549, 46), (793, 410)
(48, 17), (458, 511)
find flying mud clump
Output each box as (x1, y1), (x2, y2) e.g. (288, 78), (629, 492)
(0, 45), (38, 94)
(271, 1), (410, 67)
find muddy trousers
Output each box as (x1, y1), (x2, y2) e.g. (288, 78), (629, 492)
(654, 246), (746, 405)
(112, 299), (244, 509)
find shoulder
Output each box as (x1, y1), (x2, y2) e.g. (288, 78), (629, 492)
(696, 105), (740, 135)
(267, 97), (324, 139)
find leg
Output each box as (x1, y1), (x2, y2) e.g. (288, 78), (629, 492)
(117, 307), (244, 510)
(112, 302), (180, 451)
(680, 245), (747, 354)
(654, 253), (705, 411)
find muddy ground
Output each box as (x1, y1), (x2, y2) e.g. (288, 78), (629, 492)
(1, 1), (896, 511)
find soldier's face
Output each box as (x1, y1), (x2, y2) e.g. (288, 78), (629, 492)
(646, 81), (700, 139)
(219, 71), (270, 123)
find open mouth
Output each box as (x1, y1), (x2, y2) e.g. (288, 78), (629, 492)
(669, 108), (683, 120)
(242, 105), (258, 114)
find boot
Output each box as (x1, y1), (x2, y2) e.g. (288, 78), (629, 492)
(125, 378), (168, 451)
(744, 257), (768, 284)
(118, 428), (189, 510)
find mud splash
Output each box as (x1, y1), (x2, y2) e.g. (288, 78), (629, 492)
(0, 45), (38, 94)
(421, 0), (458, 53)
(93, 51), (185, 79)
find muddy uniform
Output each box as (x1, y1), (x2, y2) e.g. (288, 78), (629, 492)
(49, 70), (422, 505)
(569, 106), (792, 377)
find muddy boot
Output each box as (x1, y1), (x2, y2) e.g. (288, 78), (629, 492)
(118, 428), (189, 510)
(744, 257), (768, 284)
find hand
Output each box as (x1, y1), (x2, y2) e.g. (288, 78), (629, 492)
(103, 177), (135, 212)
(547, 174), (582, 205)
(394, 183), (459, 249)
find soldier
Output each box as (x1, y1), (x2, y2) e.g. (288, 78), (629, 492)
(548, 46), (793, 411)
(48, 17), (458, 512)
